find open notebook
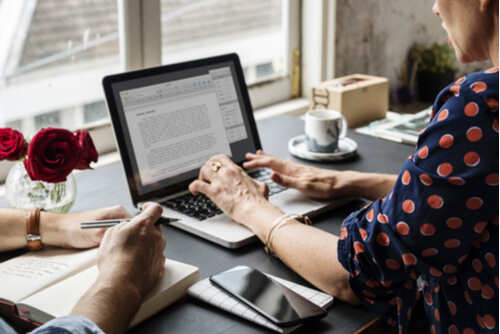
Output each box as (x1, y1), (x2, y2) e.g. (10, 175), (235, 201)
(0, 248), (200, 329)
(103, 53), (351, 249)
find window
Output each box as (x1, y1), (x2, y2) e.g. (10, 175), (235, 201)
(0, 0), (327, 183)
(0, 0), (120, 135)
(160, 0), (287, 85)
(84, 101), (109, 124)
(159, 0), (297, 108)
(34, 110), (60, 130)
(122, 0), (299, 109)
(0, 0), (299, 133)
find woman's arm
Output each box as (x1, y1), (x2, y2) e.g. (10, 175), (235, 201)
(0, 206), (131, 252)
(244, 202), (360, 304)
(189, 155), (360, 304)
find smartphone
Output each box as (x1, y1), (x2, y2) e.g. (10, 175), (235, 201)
(209, 267), (327, 327)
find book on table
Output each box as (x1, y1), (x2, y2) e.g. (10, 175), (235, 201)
(374, 107), (431, 145)
(355, 107), (432, 145)
(0, 247), (201, 329)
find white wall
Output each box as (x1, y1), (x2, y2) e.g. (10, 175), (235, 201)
(333, 0), (492, 91)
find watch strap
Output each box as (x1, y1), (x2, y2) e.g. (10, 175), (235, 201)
(26, 207), (44, 251)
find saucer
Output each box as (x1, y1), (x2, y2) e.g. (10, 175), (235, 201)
(288, 135), (358, 162)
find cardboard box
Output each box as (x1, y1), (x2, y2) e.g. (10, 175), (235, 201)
(309, 74), (388, 128)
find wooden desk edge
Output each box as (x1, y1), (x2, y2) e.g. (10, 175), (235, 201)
(353, 317), (396, 334)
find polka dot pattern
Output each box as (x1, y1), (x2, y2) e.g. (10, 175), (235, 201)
(448, 177), (465, 186)
(396, 222), (410, 235)
(471, 81), (487, 93)
(402, 200), (415, 213)
(465, 102), (479, 117)
(485, 173), (498, 185)
(437, 163), (453, 177)
(464, 152), (480, 167)
(446, 217), (462, 229)
(402, 170), (411, 185)
(419, 174), (433, 186)
(450, 85), (461, 96)
(420, 224), (436, 236)
(402, 253), (417, 266)
(466, 197), (483, 210)
(427, 195), (443, 209)
(439, 134), (454, 148)
(336, 67), (498, 333)
(377, 233), (390, 246)
(418, 146), (429, 159)
(466, 127), (482, 142)
(485, 98), (499, 111)
(437, 109), (449, 121)
(422, 248), (438, 257)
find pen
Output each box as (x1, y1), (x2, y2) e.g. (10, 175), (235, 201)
(80, 217), (181, 229)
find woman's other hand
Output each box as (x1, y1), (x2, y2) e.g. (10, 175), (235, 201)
(243, 150), (351, 199)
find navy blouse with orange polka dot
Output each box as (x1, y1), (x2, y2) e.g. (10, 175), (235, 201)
(338, 67), (499, 334)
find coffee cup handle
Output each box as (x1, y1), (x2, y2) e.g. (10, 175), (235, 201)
(339, 115), (348, 138)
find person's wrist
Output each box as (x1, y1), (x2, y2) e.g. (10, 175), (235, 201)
(336, 170), (358, 196)
(38, 211), (65, 247)
(236, 201), (285, 241)
(98, 266), (144, 302)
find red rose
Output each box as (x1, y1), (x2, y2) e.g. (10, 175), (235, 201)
(0, 128), (28, 161)
(24, 128), (82, 183)
(74, 130), (98, 169)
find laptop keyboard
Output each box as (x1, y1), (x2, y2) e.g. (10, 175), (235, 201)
(247, 168), (286, 196)
(160, 168), (285, 221)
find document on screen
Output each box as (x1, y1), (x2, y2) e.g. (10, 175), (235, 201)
(122, 78), (231, 186)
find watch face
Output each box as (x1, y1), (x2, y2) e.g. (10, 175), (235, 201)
(26, 234), (41, 241)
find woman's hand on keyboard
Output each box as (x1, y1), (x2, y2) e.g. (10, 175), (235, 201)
(243, 150), (398, 200)
(188, 154), (272, 223)
(243, 150), (351, 199)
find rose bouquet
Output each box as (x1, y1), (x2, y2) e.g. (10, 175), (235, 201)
(0, 127), (98, 212)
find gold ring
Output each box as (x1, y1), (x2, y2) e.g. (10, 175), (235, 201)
(211, 161), (222, 173)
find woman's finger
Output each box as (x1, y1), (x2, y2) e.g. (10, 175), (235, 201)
(189, 179), (212, 196)
(271, 171), (301, 190)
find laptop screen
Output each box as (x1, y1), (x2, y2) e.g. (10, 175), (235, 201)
(103, 54), (261, 204)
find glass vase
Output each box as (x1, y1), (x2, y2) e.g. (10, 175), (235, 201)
(5, 162), (77, 213)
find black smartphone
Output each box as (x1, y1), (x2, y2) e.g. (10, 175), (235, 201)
(209, 267), (327, 327)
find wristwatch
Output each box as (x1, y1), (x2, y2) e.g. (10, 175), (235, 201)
(26, 207), (44, 251)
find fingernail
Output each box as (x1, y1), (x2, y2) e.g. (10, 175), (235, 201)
(271, 172), (281, 183)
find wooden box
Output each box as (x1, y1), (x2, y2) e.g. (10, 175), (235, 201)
(309, 74), (389, 128)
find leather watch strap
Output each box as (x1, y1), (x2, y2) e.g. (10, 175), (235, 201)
(26, 207), (44, 251)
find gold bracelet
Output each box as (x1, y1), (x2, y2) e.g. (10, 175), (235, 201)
(264, 214), (311, 257)
(264, 214), (298, 253)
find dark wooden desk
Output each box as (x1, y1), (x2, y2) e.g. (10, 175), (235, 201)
(1, 115), (415, 333)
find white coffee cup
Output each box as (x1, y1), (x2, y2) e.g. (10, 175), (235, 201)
(305, 109), (347, 153)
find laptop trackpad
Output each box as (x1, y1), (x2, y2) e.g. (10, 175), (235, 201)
(269, 189), (325, 214)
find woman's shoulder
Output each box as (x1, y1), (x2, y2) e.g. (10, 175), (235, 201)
(453, 67), (499, 93)
(432, 66), (499, 118)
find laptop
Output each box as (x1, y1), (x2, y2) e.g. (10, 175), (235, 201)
(102, 53), (351, 248)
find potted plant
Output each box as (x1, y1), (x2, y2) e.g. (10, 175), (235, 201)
(411, 42), (457, 102)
